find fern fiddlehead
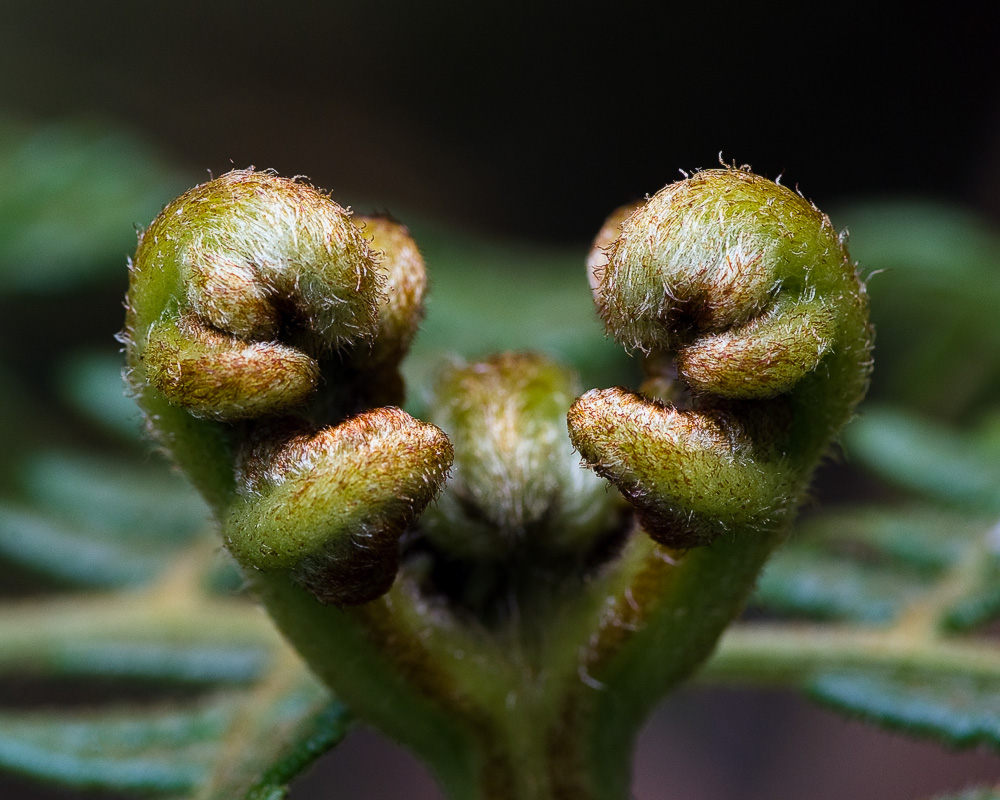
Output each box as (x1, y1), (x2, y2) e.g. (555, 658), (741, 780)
(571, 168), (872, 547)
(123, 169), (452, 605)
(124, 166), (872, 800)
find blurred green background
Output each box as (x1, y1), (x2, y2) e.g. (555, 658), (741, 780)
(1, 3), (999, 799)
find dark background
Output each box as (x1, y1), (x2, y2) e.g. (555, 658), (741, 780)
(2, 3), (998, 242)
(1, 3), (999, 799)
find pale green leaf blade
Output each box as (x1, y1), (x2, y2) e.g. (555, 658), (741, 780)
(0, 117), (191, 293)
(0, 682), (350, 799)
(838, 200), (1000, 418)
(845, 407), (1000, 513)
(752, 507), (994, 624)
(239, 700), (350, 800)
(808, 670), (1000, 751)
(0, 697), (237, 794)
(56, 349), (146, 442)
(943, 521), (1000, 632)
(20, 451), (210, 543)
(0, 451), (211, 587)
(196, 671), (351, 800)
(789, 506), (974, 571)
(0, 596), (277, 684)
(0, 627), (349, 798)
(753, 548), (931, 623)
(40, 639), (273, 684)
(0, 504), (169, 587)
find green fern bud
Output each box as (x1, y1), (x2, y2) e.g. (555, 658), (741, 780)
(569, 168), (873, 547)
(421, 352), (621, 560)
(124, 168), (383, 413)
(123, 169), (452, 604)
(227, 408), (453, 605)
